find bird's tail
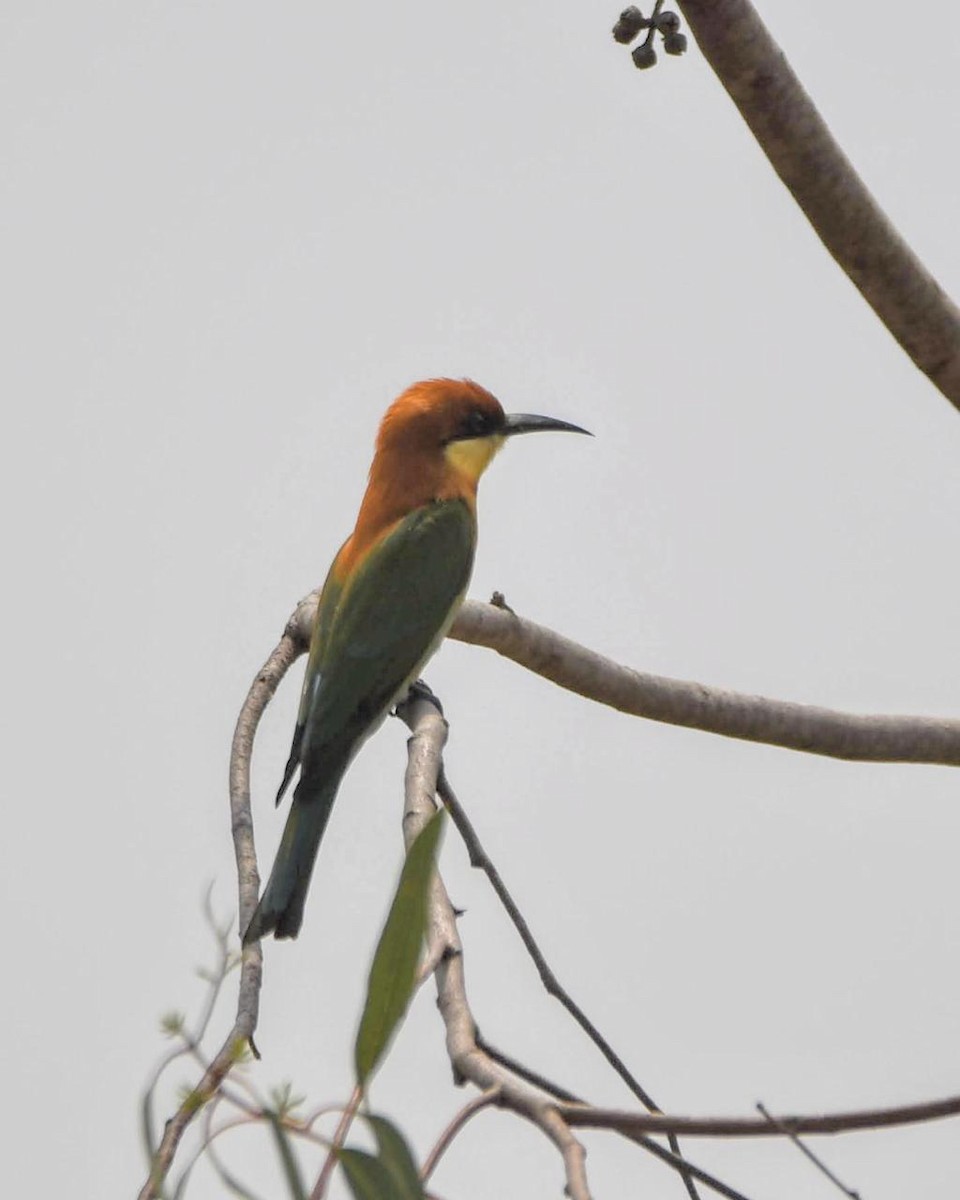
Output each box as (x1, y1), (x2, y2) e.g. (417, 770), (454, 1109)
(243, 768), (344, 943)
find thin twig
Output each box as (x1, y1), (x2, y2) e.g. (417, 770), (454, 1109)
(675, 0), (960, 409)
(141, 912), (237, 1156)
(438, 769), (701, 1200)
(397, 693), (594, 1200)
(475, 1034), (582, 1103)
(475, 1035), (751, 1200)
(438, 770), (660, 1106)
(420, 1089), (501, 1183)
(138, 599), (311, 1199)
(310, 1083), (363, 1200)
(756, 1102), (861, 1197)
(622, 1132), (754, 1200)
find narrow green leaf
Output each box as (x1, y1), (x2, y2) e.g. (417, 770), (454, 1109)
(266, 1112), (308, 1200)
(338, 1148), (401, 1200)
(367, 1115), (425, 1200)
(354, 810), (446, 1085)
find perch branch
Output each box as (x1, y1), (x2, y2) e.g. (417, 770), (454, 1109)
(397, 693), (593, 1200)
(138, 598), (310, 1199)
(286, 593), (960, 765)
(449, 600), (960, 765)
(284, 594), (960, 766)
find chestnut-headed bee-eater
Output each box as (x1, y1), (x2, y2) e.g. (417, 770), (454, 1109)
(244, 378), (589, 942)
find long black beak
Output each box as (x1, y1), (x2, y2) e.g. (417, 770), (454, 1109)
(502, 413), (592, 437)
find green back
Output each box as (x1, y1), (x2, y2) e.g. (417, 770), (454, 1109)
(293, 498), (476, 791)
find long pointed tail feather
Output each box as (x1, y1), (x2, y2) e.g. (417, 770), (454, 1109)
(243, 771), (343, 942)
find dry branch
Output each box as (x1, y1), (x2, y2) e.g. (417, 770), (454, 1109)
(141, 585), (960, 1198)
(286, 593), (960, 765)
(558, 1091), (960, 1137)
(398, 693), (593, 1200)
(448, 600), (960, 764)
(676, 0), (960, 410)
(136, 598), (312, 1199)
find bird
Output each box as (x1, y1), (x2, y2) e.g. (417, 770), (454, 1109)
(243, 378), (589, 942)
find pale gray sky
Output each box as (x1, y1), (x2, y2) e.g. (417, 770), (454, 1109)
(3, 2), (960, 1197)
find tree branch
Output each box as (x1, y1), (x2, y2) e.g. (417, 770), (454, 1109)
(557, 1091), (960, 1137)
(420, 1089), (501, 1184)
(449, 600), (960, 765)
(142, 585), (960, 1197)
(437, 770), (702, 1200)
(137, 597), (311, 1199)
(397, 693), (593, 1200)
(286, 593), (960, 765)
(756, 1102), (860, 1198)
(675, 0), (960, 410)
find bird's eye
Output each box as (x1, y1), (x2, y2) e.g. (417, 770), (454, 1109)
(465, 409), (490, 435)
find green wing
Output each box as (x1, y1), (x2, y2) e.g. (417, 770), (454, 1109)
(279, 499), (476, 801)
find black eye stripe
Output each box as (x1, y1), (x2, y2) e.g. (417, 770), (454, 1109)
(447, 407), (502, 443)
(467, 409), (491, 434)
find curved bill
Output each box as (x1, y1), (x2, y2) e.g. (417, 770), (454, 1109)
(503, 413), (592, 437)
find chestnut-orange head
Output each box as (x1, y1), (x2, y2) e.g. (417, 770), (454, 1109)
(338, 378), (590, 579)
(374, 377), (590, 490)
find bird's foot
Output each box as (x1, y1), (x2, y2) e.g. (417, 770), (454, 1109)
(489, 590), (516, 614)
(396, 677), (445, 718)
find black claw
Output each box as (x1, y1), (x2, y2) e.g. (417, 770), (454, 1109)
(404, 678), (445, 716)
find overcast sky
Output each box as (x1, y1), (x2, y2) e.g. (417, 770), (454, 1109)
(4, 2), (960, 1197)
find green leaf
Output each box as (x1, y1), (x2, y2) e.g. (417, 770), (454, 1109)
(367, 1115), (424, 1200)
(266, 1112), (308, 1200)
(338, 1148), (399, 1200)
(354, 810), (446, 1086)
(338, 1117), (425, 1200)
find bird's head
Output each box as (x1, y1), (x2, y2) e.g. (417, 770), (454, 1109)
(377, 378), (590, 487)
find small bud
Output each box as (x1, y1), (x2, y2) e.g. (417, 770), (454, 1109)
(160, 1011), (186, 1037)
(613, 6), (648, 44)
(632, 42), (657, 69)
(655, 10), (681, 33)
(663, 30), (687, 55)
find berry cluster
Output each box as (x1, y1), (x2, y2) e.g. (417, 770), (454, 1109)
(612, 5), (688, 69)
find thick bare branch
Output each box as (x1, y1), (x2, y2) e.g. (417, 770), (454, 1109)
(450, 600), (960, 765)
(288, 593), (960, 764)
(397, 694), (593, 1200)
(675, 0), (960, 409)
